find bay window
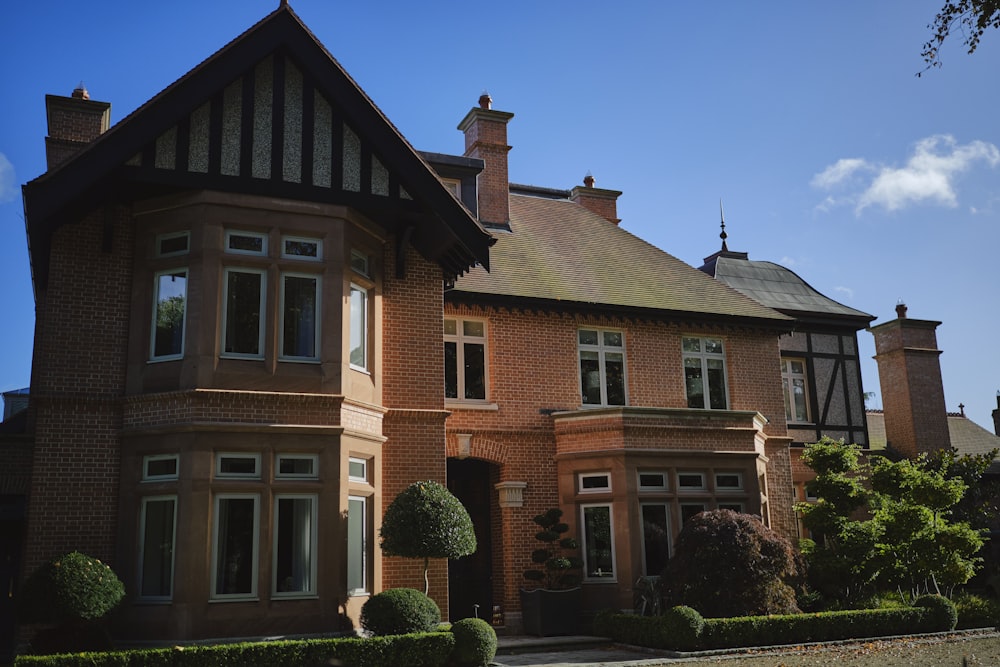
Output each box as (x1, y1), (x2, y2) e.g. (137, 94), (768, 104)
(212, 494), (259, 599)
(281, 273), (320, 360)
(151, 269), (187, 360)
(222, 268), (265, 357)
(139, 496), (177, 600)
(581, 504), (615, 581)
(350, 285), (368, 370)
(273, 495), (317, 596)
(347, 495), (369, 594)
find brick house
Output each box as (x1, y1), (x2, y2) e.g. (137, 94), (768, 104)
(15, 4), (808, 643)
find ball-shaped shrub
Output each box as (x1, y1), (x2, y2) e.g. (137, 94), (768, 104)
(914, 594), (958, 632)
(450, 617), (498, 666)
(659, 606), (704, 651)
(18, 551), (125, 625)
(360, 588), (441, 636)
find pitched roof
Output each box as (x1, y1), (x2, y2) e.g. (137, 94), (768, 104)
(450, 192), (793, 327)
(867, 409), (1000, 459)
(700, 251), (874, 327)
(23, 4), (492, 288)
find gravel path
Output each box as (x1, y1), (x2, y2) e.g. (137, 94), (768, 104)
(684, 633), (1000, 666)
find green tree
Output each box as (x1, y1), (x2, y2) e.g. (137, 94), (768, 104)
(379, 480), (477, 594)
(798, 438), (984, 605)
(922, 0), (1000, 72)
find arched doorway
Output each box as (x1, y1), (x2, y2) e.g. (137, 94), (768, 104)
(446, 458), (495, 621)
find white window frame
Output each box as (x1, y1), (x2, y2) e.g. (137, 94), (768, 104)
(281, 235), (323, 262)
(781, 357), (812, 423)
(225, 230), (268, 256)
(637, 471), (668, 492)
(348, 457), (369, 484)
(216, 452), (261, 479)
(677, 472), (707, 492)
(578, 328), (627, 407)
(444, 317), (489, 402)
(138, 495), (177, 601)
(142, 454), (179, 482)
(578, 472), (612, 494)
(221, 267), (266, 359)
(682, 336), (728, 410)
(275, 454), (318, 480)
(272, 494), (318, 598)
(580, 503), (616, 582)
(715, 472), (744, 492)
(211, 493), (260, 600)
(279, 272), (321, 362)
(155, 231), (189, 257)
(639, 502), (671, 576)
(347, 494), (370, 595)
(150, 268), (188, 361)
(349, 284), (369, 371)
(441, 178), (462, 200)
(350, 249), (370, 277)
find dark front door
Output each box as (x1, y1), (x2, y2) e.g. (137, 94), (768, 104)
(447, 458), (493, 622)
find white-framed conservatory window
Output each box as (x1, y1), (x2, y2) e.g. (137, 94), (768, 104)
(216, 453), (261, 479)
(142, 454), (179, 481)
(221, 267), (266, 358)
(211, 494), (259, 599)
(225, 230), (267, 256)
(581, 504), (616, 582)
(280, 272), (320, 361)
(273, 494), (318, 597)
(275, 454), (318, 480)
(578, 472), (611, 494)
(682, 337), (728, 409)
(444, 318), (488, 401)
(578, 329), (626, 406)
(139, 495), (177, 600)
(640, 502), (670, 577)
(347, 495), (369, 595)
(151, 269), (187, 360)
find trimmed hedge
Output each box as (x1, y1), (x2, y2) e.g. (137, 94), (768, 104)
(595, 600), (958, 652)
(361, 588), (442, 636)
(14, 632), (455, 667)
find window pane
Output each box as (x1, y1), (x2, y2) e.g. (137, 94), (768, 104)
(716, 473), (742, 489)
(219, 456), (258, 476)
(704, 339), (724, 354)
(158, 233), (188, 256)
(348, 458), (367, 481)
(580, 474), (610, 491)
(603, 331), (622, 348)
(275, 497), (314, 594)
(350, 286), (367, 369)
(444, 341), (458, 399)
(347, 497), (367, 593)
(682, 337), (701, 353)
(640, 504), (670, 576)
(580, 351), (601, 404)
(605, 352), (625, 406)
(583, 506), (614, 579)
(140, 498), (175, 598)
(678, 473), (705, 489)
(684, 358), (704, 408)
(144, 456), (178, 480)
(790, 360), (804, 374)
(228, 233), (264, 254)
(283, 275), (318, 358)
(578, 329), (598, 346)
(638, 472), (666, 490)
(444, 319), (457, 335)
(278, 456), (315, 477)
(681, 504), (705, 524)
(792, 378), (808, 422)
(463, 320), (484, 337)
(215, 497), (256, 596)
(463, 342), (486, 399)
(153, 271), (186, 358)
(224, 271), (262, 355)
(707, 359), (727, 409)
(350, 250), (369, 275)
(284, 238), (319, 259)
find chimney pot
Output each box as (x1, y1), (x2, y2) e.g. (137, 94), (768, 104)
(478, 92), (492, 110)
(72, 82), (89, 100)
(583, 173), (595, 188)
(895, 301), (907, 318)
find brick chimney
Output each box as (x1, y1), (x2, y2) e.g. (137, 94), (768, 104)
(570, 173), (622, 224)
(992, 392), (1000, 436)
(869, 302), (951, 458)
(44, 84), (111, 170)
(458, 93), (513, 226)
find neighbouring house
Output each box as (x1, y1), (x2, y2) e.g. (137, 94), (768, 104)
(12, 2), (889, 645)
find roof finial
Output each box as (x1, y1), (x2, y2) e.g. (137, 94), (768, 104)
(719, 199), (729, 252)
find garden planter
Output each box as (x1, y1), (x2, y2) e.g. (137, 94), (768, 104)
(519, 587), (582, 636)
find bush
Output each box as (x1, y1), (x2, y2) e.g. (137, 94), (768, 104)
(449, 618), (497, 666)
(954, 591), (1000, 629)
(663, 510), (800, 618)
(660, 606), (704, 651)
(913, 594), (958, 632)
(361, 588), (442, 636)
(18, 552), (125, 625)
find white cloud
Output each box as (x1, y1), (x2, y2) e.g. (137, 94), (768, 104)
(812, 135), (1000, 215)
(834, 286), (854, 300)
(0, 153), (16, 203)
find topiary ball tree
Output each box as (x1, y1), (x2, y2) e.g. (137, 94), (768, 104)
(662, 509), (801, 618)
(450, 617), (498, 666)
(360, 588), (441, 636)
(379, 480), (477, 594)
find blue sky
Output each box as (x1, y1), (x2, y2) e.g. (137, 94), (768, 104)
(2, 1), (998, 430)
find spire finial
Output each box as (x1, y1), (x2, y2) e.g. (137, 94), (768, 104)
(719, 199), (728, 251)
